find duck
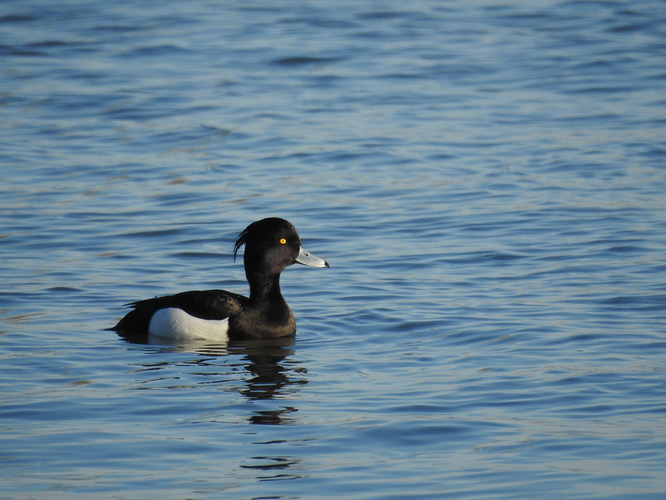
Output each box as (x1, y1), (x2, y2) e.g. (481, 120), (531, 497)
(111, 217), (328, 342)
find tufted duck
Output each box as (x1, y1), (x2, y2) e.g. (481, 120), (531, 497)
(111, 218), (328, 342)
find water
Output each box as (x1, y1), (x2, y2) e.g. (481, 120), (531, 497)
(2, 0), (666, 498)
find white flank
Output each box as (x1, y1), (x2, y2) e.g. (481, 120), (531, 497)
(148, 308), (229, 341)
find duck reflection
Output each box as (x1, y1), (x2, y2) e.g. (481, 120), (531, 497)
(122, 334), (306, 425)
(240, 455), (304, 481)
(121, 334), (307, 482)
(230, 336), (304, 425)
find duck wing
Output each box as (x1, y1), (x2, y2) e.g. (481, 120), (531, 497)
(111, 289), (249, 339)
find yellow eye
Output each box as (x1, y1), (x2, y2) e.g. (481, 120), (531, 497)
(279, 238), (287, 244)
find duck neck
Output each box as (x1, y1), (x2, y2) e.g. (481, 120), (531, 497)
(247, 271), (285, 304)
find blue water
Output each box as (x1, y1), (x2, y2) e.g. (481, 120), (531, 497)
(2, 0), (666, 498)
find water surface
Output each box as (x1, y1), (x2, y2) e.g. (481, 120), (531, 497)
(1, 1), (666, 498)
